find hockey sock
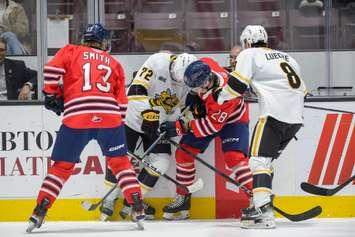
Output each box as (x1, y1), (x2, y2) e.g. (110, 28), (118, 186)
(250, 156), (273, 208)
(224, 151), (253, 191)
(175, 144), (199, 195)
(37, 161), (75, 208)
(138, 167), (159, 194)
(107, 156), (142, 204)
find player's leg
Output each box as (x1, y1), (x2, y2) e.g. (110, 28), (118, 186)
(99, 125), (141, 221)
(119, 126), (158, 220)
(241, 116), (285, 229)
(97, 125), (144, 223)
(27, 125), (90, 232)
(163, 134), (212, 220)
(220, 122), (253, 192)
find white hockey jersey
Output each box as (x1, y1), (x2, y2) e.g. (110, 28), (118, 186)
(228, 47), (307, 124)
(125, 52), (188, 132)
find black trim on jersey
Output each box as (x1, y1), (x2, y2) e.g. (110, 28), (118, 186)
(196, 118), (210, 136)
(43, 69), (65, 75)
(127, 84), (148, 96)
(227, 75), (248, 95)
(63, 106), (120, 116)
(64, 99), (118, 110)
(238, 175), (253, 184)
(226, 100), (245, 122)
(44, 77), (60, 81)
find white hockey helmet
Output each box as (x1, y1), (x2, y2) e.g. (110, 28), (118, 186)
(170, 53), (197, 84)
(240, 25), (268, 49)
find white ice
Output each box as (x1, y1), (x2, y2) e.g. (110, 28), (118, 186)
(0, 218), (354, 237)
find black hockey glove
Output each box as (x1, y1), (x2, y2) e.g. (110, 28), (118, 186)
(141, 109), (160, 140)
(44, 93), (64, 116)
(160, 120), (186, 138)
(185, 92), (206, 118)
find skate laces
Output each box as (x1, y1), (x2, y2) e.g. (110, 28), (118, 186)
(102, 199), (115, 210)
(167, 195), (185, 208)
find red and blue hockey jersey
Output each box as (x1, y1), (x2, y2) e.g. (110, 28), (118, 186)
(189, 57), (249, 138)
(43, 44), (127, 129)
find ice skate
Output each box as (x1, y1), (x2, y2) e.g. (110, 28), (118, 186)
(240, 202), (275, 229)
(162, 194), (191, 220)
(130, 193), (145, 230)
(99, 198), (116, 221)
(26, 198), (50, 233)
(119, 198), (155, 220)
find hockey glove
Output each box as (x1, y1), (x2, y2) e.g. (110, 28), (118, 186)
(141, 109), (160, 139)
(44, 93), (64, 116)
(185, 92), (206, 118)
(160, 120), (186, 138)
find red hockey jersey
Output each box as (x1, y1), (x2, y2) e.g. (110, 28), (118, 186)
(189, 57), (249, 138)
(43, 44), (127, 129)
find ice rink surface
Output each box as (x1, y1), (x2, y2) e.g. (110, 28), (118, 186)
(0, 218), (354, 237)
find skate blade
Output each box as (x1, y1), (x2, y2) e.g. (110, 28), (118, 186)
(163, 210), (189, 220)
(26, 221), (37, 233)
(137, 219), (144, 230)
(99, 213), (110, 222)
(145, 214), (154, 220)
(240, 219), (276, 229)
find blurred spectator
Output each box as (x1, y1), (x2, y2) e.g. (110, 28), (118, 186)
(224, 45), (242, 72)
(0, 0), (29, 55)
(159, 41), (186, 53)
(0, 37), (37, 100)
(111, 29), (145, 53)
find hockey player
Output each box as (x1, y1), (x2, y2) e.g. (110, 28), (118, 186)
(26, 23), (144, 232)
(218, 25), (307, 228)
(159, 58), (253, 220)
(99, 52), (197, 221)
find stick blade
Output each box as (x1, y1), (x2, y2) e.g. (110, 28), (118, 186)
(187, 178), (204, 193)
(81, 200), (98, 211)
(300, 182), (329, 196)
(274, 205), (322, 222)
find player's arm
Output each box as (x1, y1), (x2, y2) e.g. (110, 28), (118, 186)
(160, 98), (235, 138)
(42, 45), (71, 115)
(113, 62), (128, 123)
(188, 101), (235, 138)
(217, 51), (253, 104)
(127, 59), (161, 137)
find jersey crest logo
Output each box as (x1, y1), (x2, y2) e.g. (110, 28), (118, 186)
(91, 116), (102, 123)
(154, 89), (180, 114)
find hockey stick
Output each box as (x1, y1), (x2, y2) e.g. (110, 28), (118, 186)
(81, 133), (203, 211)
(301, 174), (355, 196)
(127, 151), (204, 194)
(304, 105), (354, 114)
(246, 97), (355, 114)
(81, 132), (167, 211)
(168, 139), (322, 222)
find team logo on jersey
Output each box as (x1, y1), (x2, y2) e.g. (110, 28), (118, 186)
(91, 116), (102, 123)
(154, 89), (180, 114)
